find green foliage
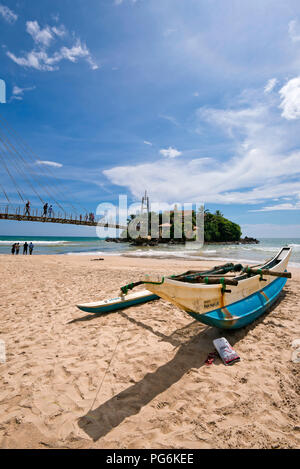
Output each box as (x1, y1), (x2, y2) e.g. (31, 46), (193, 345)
(204, 210), (241, 242)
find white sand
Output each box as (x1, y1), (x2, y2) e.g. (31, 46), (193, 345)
(0, 254), (299, 449)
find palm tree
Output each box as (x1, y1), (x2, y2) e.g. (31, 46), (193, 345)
(215, 210), (223, 217)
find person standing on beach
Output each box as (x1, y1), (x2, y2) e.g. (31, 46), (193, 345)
(29, 242), (34, 255)
(11, 243), (16, 255)
(23, 242), (28, 255)
(15, 243), (20, 255)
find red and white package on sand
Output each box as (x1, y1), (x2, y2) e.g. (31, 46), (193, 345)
(213, 337), (241, 366)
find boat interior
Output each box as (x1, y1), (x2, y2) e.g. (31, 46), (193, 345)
(170, 247), (291, 284)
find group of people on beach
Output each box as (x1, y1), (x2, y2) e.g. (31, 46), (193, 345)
(11, 242), (34, 255)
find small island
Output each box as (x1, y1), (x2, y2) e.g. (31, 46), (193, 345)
(106, 208), (259, 246)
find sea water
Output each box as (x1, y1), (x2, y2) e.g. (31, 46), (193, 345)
(1, 236), (300, 267)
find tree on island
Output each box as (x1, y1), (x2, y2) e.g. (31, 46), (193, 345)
(203, 209), (241, 242)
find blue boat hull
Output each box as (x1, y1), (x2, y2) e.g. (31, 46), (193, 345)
(186, 276), (287, 329)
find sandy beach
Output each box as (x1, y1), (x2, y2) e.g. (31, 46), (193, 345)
(0, 254), (299, 449)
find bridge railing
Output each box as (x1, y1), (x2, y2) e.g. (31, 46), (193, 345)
(0, 203), (102, 224)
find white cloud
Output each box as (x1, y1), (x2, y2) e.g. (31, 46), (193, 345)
(264, 78), (278, 93)
(288, 19), (300, 42)
(10, 85), (36, 101)
(159, 147), (182, 158)
(7, 39), (98, 71)
(103, 95), (300, 207)
(103, 156), (300, 206)
(26, 21), (54, 47)
(7, 19), (98, 71)
(12, 86), (25, 96)
(0, 4), (17, 24)
(12, 85), (35, 96)
(144, 140), (152, 146)
(250, 203), (300, 212)
(197, 106), (267, 136)
(52, 25), (66, 38)
(36, 160), (63, 168)
(7, 50), (58, 71)
(279, 77), (300, 120)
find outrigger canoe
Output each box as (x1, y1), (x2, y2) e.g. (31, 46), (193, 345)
(135, 247), (292, 329)
(76, 247), (291, 330)
(118, 247), (292, 329)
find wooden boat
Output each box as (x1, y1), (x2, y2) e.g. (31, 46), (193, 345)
(76, 290), (159, 314)
(131, 247), (292, 329)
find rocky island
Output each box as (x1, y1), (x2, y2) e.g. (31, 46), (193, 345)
(106, 209), (259, 246)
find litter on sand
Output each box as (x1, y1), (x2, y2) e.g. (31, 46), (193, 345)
(213, 337), (241, 366)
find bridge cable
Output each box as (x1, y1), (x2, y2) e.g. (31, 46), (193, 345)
(0, 182), (10, 203)
(0, 134), (45, 205)
(0, 150), (26, 202)
(0, 113), (89, 215)
(0, 129), (68, 213)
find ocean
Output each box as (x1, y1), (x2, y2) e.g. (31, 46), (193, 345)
(1, 236), (300, 267)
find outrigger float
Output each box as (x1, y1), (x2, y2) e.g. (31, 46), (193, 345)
(76, 247), (292, 330)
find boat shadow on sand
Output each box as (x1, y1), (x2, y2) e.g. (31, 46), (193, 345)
(76, 291), (286, 442)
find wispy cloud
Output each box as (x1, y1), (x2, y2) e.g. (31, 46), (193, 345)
(26, 20), (54, 47)
(7, 20), (98, 71)
(288, 18), (300, 42)
(279, 77), (300, 120)
(143, 140), (152, 146)
(0, 4), (17, 24)
(264, 78), (278, 94)
(250, 202), (300, 212)
(36, 160), (63, 168)
(104, 80), (300, 207)
(159, 114), (180, 126)
(10, 85), (36, 101)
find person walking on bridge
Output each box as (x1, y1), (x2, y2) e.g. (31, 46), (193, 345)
(48, 205), (53, 218)
(43, 203), (48, 217)
(25, 201), (30, 216)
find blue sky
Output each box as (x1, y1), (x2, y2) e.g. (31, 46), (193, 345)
(1, 0), (300, 237)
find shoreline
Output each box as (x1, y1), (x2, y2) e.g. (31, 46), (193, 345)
(2, 251), (300, 269)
